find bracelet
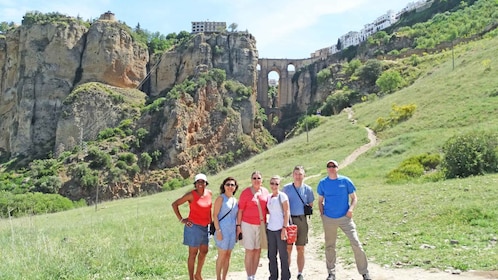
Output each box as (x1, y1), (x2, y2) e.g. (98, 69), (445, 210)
(236, 224), (241, 227)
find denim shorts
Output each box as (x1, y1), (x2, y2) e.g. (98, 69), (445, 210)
(183, 223), (209, 247)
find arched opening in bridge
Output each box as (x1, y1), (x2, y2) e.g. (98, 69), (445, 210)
(287, 64), (295, 72)
(268, 70), (279, 109)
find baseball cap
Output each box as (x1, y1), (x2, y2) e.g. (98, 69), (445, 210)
(326, 160), (338, 167)
(194, 173), (208, 185)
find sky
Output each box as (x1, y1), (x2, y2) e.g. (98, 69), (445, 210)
(1, 0), (416, 59)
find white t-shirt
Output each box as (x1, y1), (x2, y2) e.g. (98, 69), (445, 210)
(266, 192), (289, 231)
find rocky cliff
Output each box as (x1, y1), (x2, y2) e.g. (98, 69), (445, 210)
(0, 13), (273, 201)
(0, 16), (148, 161)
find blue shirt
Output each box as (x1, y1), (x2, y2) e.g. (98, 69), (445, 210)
(317, 175), (356, 218)
(282, 183), (315, 216)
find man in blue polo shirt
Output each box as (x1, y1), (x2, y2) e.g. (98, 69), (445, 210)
(317, 160), (371, 280)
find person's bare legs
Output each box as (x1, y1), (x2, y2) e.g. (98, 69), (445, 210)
(188, 246), (199, 280)
(216, 248), (233, 280)
(194, 244), (209, 280)
(244, 248), (261, 277)
(287, 244), (293, 266)
(296, 245), (305, 273)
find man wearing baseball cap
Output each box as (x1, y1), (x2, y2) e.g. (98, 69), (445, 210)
(317, 160), (371, 280)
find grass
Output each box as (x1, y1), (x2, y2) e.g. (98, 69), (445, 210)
(1, 34), (498, 280)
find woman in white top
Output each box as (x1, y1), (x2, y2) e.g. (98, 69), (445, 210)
(266, 175), (291, 280)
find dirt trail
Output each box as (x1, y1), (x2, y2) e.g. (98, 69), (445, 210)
(205, 109), (497, 280)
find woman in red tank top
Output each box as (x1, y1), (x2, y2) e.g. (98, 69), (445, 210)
(172, 173), (213, 280)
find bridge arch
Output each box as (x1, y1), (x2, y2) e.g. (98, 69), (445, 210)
(257, 58), (315, 113)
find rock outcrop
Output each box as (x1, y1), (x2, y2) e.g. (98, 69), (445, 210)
(0, 15), (148, 160)
(0, 12), (269, 201)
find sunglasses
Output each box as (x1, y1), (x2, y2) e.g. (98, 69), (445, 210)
(196, 180), (207, 184)
(252, 177), (262, 180)
(224, 183), (236, 187)
(270, 182), (279, 186)
(327, 165), (337, 168)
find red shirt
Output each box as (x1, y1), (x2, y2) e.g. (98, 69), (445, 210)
(188, 189), (212, 226)
(238, 187), (269, 225)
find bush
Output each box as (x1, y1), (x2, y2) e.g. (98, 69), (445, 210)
(376, 70), (404, 94)
(386, 153), (442, 183)
(31, 176), (62, 194)
(442, 131), (498, 178)
(163, 178), (189, 191)
(372, 103), (417, 132)
(0, 191), (79, 218)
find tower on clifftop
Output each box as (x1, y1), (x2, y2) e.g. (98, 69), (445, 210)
(99, 11), (116, 21)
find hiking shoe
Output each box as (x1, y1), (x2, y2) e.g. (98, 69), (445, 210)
(326, 274), (335, 280)
(297, 274), (304, 280)
(362, 273), (372, 280)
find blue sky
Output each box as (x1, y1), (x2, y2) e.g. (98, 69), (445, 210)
(1, 0), (415, 59)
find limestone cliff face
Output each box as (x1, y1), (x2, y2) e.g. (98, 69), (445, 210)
(0, 22), (88, 159)
(149, 32), (258, 134)
(80, 20), (148, 88)
(0, 18), (148, 159)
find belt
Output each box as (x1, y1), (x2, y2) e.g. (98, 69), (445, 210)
(291, 215), (305, 218)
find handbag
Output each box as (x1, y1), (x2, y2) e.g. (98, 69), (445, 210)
(293, 184), (313, 215)
(286, 224), (298, 244)
(252, 187), (268, 249)
(209, 199), (234, 236)
(278, 193), (298, 244)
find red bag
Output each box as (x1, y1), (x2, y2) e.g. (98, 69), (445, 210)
(285, 224), (298, 244)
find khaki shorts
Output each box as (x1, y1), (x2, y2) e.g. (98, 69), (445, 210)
(241, 221), (262, 250)
(290, 215), (309, 246)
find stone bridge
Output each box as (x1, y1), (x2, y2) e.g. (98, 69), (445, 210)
(257, 58), (316, 113)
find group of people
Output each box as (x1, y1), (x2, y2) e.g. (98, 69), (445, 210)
(171, 161), (372, 280)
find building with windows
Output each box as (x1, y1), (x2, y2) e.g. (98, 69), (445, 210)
(191, 21), (227, 33)
(313, 0), (433, 57)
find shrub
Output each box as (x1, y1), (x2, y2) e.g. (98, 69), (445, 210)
(118, 153), (137, 165)
(376, 70), (404, 94)
(442, 131), (498, 178)
(373, 103), (417, 132)
(30, 176), (62, 194)
(163, 178), (189, 191)
(386, 153), (442, 183)
(317, 68), (332, 84)
(0, 191), (78, 218)
(87, 148), (111, 169)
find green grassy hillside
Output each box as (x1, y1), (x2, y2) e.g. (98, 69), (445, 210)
(0, 34), (497, 279)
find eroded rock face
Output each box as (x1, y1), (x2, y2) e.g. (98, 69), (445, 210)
(0, 14), (263, 187)
(0, 18), (148, 159)
(0, 22), (88, 159)
(149, 32), (259, 134)
(80, 20), (148, 88)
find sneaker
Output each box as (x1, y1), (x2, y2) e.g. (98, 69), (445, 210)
(297, 274), (304, 280)
(362, 273), (372, 280)
(326, 274), (335, 280)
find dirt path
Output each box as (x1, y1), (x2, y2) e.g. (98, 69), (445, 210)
(205, 109), (498, 280)
(205, 222), (497, 279)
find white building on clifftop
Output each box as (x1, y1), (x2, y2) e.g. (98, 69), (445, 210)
(191, 21), (226, 33)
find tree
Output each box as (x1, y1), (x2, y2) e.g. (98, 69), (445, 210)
(336, 38), (342, 50)
(138, 152), (152, 173)
(358, 59), (383, 86)
(228, 23), (238, 32)
(376, 70), (404, 94)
